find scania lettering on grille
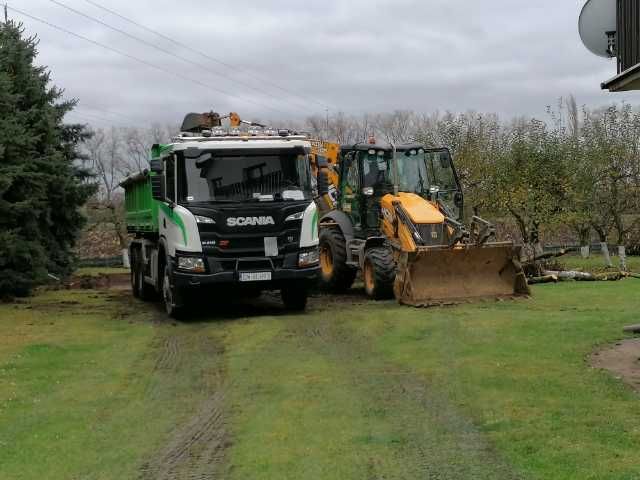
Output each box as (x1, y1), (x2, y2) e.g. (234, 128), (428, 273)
(226, 216), (276, 227)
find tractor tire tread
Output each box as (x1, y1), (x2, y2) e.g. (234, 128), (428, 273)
(365, 247), (396, 300)
(319, 228), (357, 293)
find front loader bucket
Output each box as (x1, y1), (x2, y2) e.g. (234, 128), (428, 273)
(394, 242), (530, 307)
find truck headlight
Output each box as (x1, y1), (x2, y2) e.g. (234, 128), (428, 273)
(177, 256), (206, 273)
(298, 247), (319, 267)
(285, 211), (304, 222)
(195, 215), (215, 224)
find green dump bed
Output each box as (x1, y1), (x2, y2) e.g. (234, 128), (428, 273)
(121, 172), (159, 234)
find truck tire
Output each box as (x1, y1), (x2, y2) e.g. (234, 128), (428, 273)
(162, 267), (184, 319)
(363, 247), (396, 300)
(318, 228), (356, 293)
(137, 263), (156, 301)
(281, 283), (308, 311)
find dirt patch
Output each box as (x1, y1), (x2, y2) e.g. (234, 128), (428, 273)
(139, 390), (228, 480)
(140, 329), (229, 480)
(592, 339), (640, 393)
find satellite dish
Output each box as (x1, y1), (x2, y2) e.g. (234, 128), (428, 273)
(579, 0), (617, 58)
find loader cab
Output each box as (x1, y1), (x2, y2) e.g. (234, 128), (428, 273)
(338, 144), (394, 236)
(337, 144), (464, 236)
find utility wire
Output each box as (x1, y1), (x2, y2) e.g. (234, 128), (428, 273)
(80, 0), (333, 111)
(78, 103), (146, 123)
(66, 111), (125, 127)
(7, 5), (290, 116)
(74, 108), (132, 126)
(48, 0), (310, 114)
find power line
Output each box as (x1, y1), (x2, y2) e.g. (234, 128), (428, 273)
(80, 0), (333, 111)
(6, 5), (290, 116)
(66, 111), (124, 127)
(78, 103), (144, 123)
(48, 0), (310, 114)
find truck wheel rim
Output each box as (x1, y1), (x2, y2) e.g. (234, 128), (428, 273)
(320, 246), (333, 277)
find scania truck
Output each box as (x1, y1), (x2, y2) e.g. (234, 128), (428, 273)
(121, 112), (320, 317)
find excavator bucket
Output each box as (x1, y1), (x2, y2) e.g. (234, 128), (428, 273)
(394, 242), (530, 307)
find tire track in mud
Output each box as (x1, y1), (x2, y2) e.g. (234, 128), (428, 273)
(139, 323), (229, 480)
(290, 316), (523, 480)
(139, 389), (228, 480)
(153, 336), (181, 372)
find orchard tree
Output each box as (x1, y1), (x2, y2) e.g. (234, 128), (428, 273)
(581, 104), (640, 269)
(0, 19), (94, 297)
(491, 118), (570, 257)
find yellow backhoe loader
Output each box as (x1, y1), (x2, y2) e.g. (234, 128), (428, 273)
(310, 140), (530, 306)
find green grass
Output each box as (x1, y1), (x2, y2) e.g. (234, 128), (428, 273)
(221, 282), (640, 479)
(0, 290), (222, 480)
(74, 266), (130, 277)
(1, 282), (640, 479)
(561, 254), (640, 273)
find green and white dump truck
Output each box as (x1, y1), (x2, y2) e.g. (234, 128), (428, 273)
(121, 112), (320, 317)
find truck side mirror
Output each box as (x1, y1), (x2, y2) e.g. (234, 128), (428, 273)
(317, 169), (329, 196)
(315, 155), (330, 196)
(151, 174), (166, 201)
(150, 159), (164, 173)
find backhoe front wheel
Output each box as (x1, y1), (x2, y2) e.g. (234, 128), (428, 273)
(318, 228), (356, 293)
(363, 247), (396, 300)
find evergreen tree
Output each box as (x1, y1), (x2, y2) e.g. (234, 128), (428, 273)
(0, 19), (95, 297)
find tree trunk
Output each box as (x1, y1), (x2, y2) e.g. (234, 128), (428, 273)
(618, 245), (627, 272)
(600, 242), (613, 268)
(578, 226), (591, 258)
(121, 249), (130, 269)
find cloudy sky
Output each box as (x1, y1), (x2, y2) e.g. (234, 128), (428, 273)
(12, 0), (640, 127)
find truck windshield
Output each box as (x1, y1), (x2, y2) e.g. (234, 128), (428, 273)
(177, 150), (312, 203)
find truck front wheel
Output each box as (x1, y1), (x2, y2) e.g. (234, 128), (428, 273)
(281, 283), (308, 311)
(162, 268), (184, 319)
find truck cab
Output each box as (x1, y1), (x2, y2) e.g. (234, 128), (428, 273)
(123, 117), (320, 317)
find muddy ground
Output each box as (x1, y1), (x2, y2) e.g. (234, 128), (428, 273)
(592, 339), (640, 394)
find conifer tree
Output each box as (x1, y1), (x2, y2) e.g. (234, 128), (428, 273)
(0, 19), (94, 297)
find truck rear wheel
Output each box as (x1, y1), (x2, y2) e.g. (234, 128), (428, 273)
(363, 247), (396, 300)
(319, 228), (356, 293)
(130, 259), (140, 298)
(137, 265), (156, 301)
(281, 283), (308, 311)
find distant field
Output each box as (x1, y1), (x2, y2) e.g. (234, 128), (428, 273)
(1, 282), (639, 479)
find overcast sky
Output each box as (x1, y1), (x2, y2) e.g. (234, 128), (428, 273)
(13, 0), (640, 127)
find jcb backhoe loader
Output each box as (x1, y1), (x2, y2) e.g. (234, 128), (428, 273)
(310, 140), (530, 306)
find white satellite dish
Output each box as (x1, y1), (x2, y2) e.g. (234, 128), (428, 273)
(579, 0), (617, 58)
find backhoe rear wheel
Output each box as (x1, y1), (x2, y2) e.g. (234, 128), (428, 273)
(363, 247), (396, 300)
(319, 228), (356, 293)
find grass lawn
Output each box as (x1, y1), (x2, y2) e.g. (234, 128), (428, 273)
(1, 281), (639, 479)
(0, 290), (224, 480)
(561, 254), (640, 273)
(74, 266), (130, 277)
